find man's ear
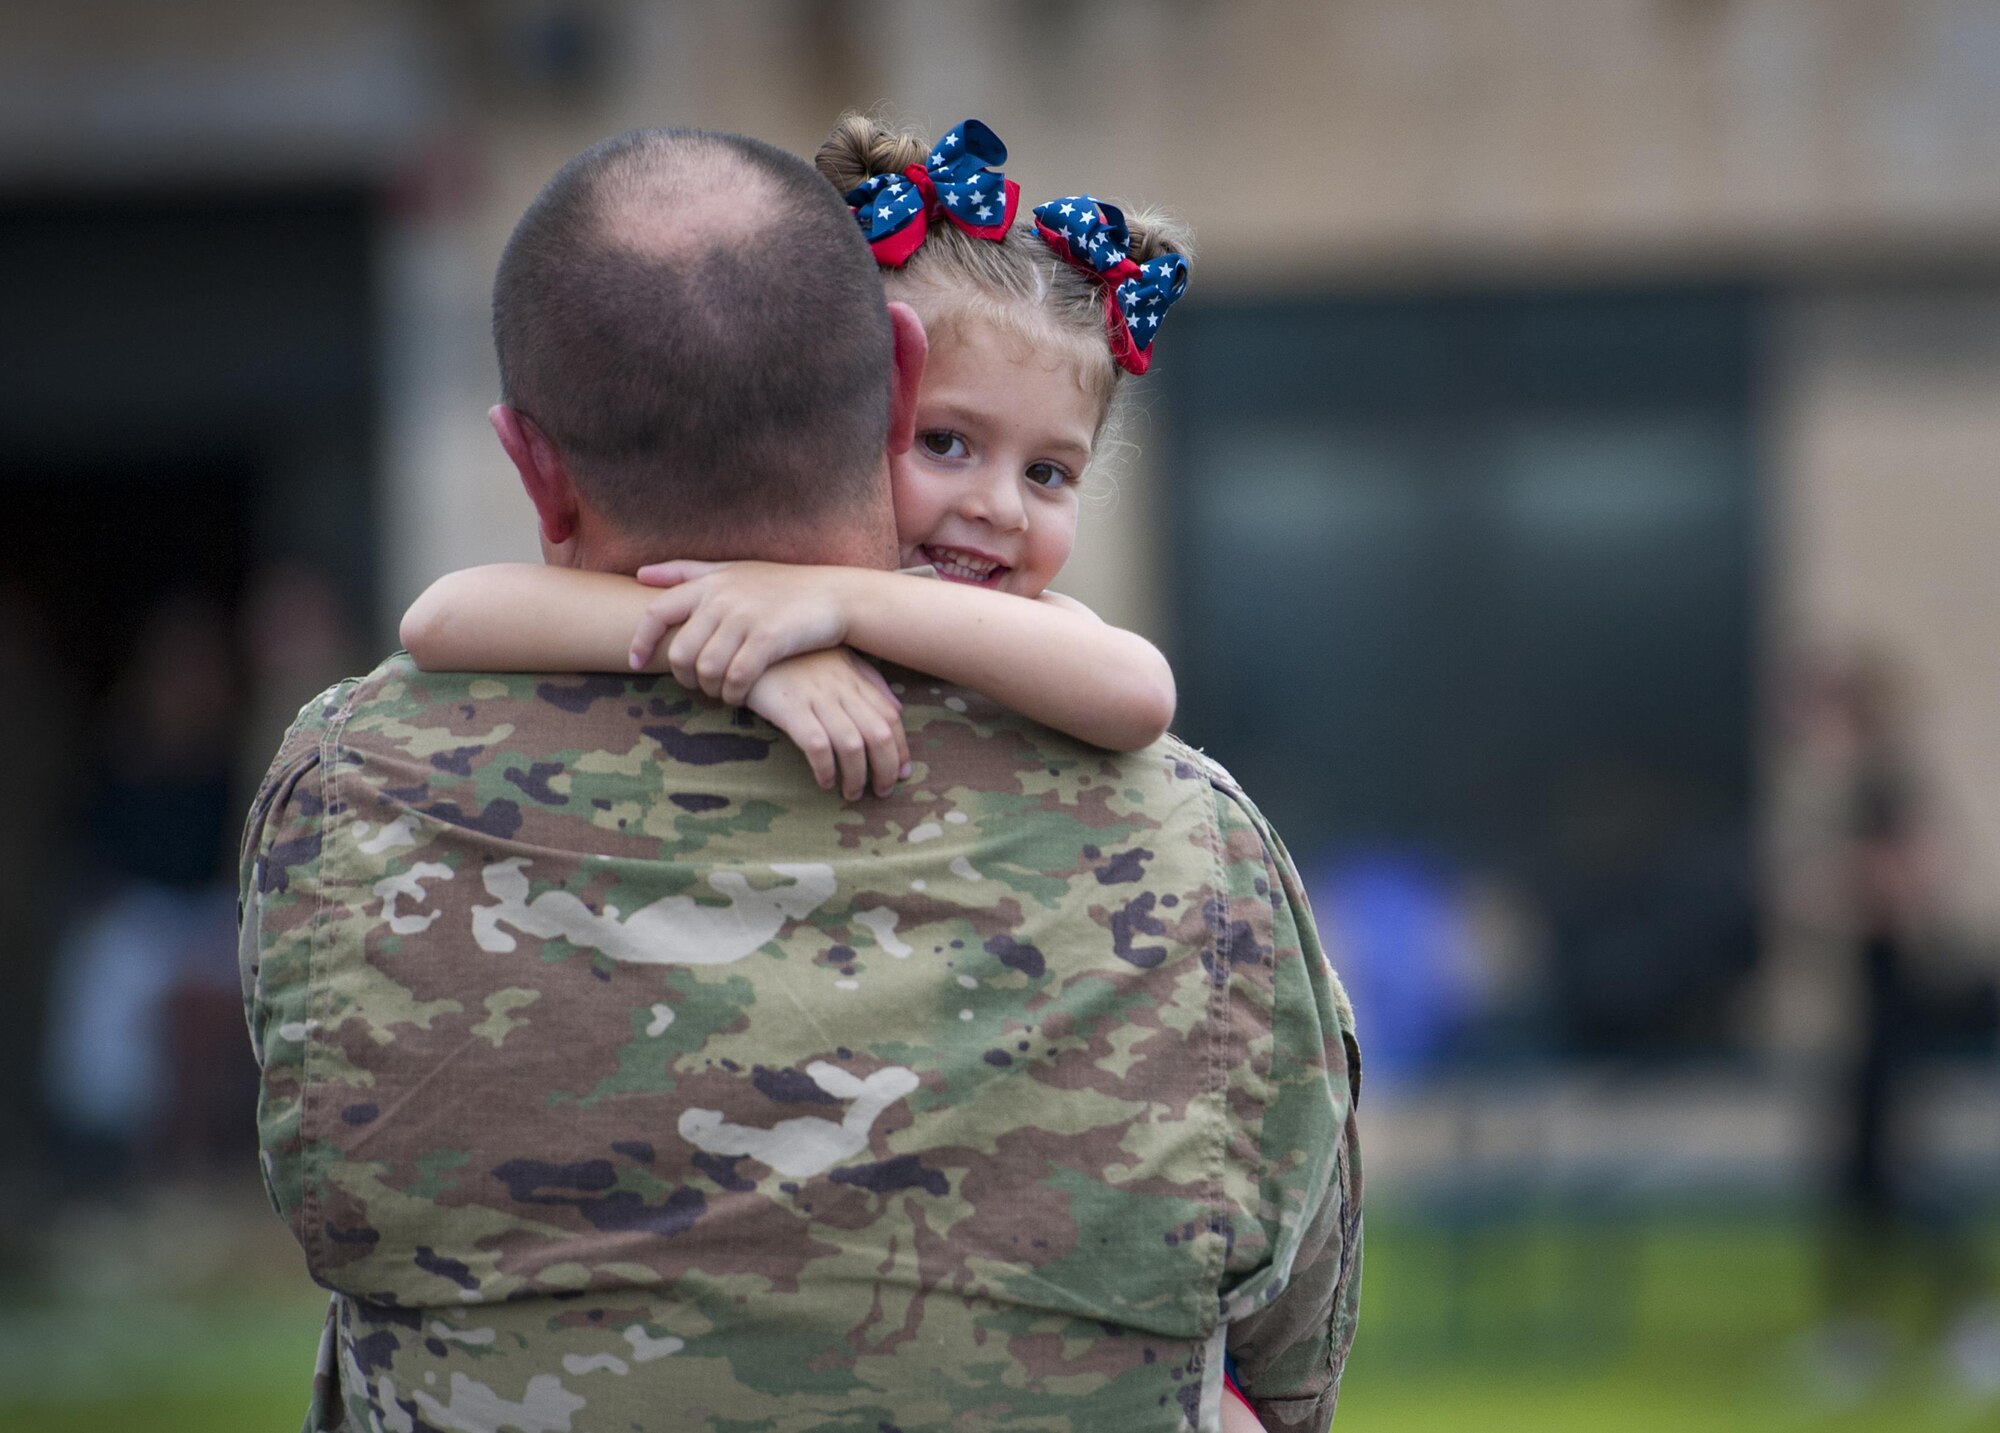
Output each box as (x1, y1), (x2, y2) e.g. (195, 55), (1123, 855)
(490, 404), (582, 565)
(884, 302), (928, 457)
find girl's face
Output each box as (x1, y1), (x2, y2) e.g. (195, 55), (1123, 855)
(890, 318), (1100, 600)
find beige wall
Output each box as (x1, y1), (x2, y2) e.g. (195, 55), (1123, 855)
(13, 1), (2000, 250)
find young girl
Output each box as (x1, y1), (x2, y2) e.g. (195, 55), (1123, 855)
(403, 116), (1191, 798)
(405, 118), (1268, 1430)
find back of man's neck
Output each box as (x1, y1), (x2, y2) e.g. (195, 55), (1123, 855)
(567, 514), (901, 575)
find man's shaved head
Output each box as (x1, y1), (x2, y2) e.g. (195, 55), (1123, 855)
(492, 129), (895, 557)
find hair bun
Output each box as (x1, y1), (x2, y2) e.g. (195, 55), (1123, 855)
(815, 112), (931, 196)
(1117, 204), (1196, 266)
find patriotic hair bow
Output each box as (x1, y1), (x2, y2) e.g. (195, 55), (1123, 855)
(845, 119), (1021, 268)
(1032, 195), (1189, 374)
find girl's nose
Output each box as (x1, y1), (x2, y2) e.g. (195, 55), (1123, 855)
(959, 468), (1028, 532)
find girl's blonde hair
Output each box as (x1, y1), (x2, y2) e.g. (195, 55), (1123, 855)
(815, 112), (1193, 449)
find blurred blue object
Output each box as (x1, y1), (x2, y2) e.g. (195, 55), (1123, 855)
(1311, 848), (1482, 1089)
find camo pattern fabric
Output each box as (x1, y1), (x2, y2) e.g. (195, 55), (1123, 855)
(238, 653), (1361, 1433)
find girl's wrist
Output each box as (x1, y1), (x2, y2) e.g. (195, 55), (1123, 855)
(824, 567), (876, 642)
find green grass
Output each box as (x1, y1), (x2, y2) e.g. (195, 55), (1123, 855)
(1, 1215), (1993, 1431)
(0, 1289), (329, 1432)
(1335, 1216), (2000, 1433)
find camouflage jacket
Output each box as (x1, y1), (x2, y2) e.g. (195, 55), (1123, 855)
(238, 654), (1362, 1433)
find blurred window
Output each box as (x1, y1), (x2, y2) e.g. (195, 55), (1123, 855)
(1164, 289), (1757, 1052)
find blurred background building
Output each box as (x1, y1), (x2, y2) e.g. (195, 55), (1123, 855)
(1, 2), (1997, 1429)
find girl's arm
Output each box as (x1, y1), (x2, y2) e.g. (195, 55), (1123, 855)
(632, 560), (1176, 752)
(402, 559), (1178, 752)
(401, 565), (907, 799)
(402, 564), (661, 672)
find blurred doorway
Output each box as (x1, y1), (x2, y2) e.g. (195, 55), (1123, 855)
(0, 187), (378, 1187)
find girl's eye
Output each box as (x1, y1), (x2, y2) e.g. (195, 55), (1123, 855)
(1025, 461), (1074, 490)
(920, 431), (967, 459)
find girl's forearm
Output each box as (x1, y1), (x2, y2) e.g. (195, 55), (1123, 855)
(401, 565), (659, 672)
(832, 571), (1176, 750)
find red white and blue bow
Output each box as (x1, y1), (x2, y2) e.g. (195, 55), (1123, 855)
(1033, 195), (1189, 374)
(844, 119), (1021, 268)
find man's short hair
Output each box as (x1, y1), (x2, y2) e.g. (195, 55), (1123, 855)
(492, 129), (892, 547)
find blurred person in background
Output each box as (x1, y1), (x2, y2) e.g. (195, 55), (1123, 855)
(130, 561), (369, 1175)
(41, 593), (244, 1191)
(1543, 759), (1757, 1060)
(1777, 648), (2000, 1404)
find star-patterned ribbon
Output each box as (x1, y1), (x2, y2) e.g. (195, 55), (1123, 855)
(1032, 195), (1189, 375)
(844, 119), (1021, 268)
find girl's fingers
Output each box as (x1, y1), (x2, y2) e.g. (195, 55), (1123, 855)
(720, 636), (775, 708)
(761, 689), (835, 790)
(779, 703), (836, 790)
(664, 607), (724, 690)
(814, 700), (869, 801)
(628, 589), (699, 670)
(856, 701), (907, 798)
(849, 657), (910, 783)
(887, 699), (911, 783)
(693, 622), (747, 699)
(635, 558), (727, 589)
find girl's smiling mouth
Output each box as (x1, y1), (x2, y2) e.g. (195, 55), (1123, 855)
(922, 545), (1011, 586)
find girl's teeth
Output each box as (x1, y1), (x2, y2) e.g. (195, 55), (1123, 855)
(931, 549), (999, 580)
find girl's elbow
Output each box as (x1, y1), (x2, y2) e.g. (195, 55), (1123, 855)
(399, 585), (452, 665)
(1104, 668), (1177, 751)
(1136, 672), (1179, 746)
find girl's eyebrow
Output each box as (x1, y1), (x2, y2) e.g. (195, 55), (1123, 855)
(1035, 430), (1096, 467)
(921, 399), (1002, 431)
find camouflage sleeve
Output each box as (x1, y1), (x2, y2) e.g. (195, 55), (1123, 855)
(236, 680), (349, 1239)
(1212, 785), (1364, 1433)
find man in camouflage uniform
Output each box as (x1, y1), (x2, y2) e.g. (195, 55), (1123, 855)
(239, 127), (1362, 1433)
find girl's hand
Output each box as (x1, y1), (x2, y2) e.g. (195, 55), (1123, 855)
(630, 560), (854, 705)
(743, 648), (910, 800)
